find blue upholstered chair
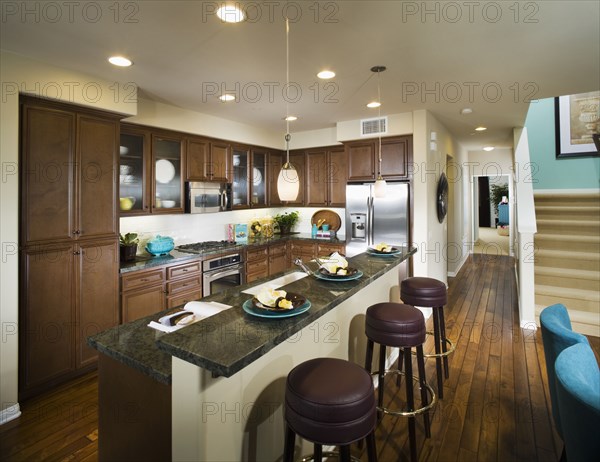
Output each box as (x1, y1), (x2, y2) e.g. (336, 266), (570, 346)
(555, 343), (600, 462)
(539, 304), (589, 438)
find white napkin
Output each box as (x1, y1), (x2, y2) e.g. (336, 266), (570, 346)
(148, 301), (231, 333)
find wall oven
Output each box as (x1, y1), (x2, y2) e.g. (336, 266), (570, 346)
(186, 182), (231, 213)
(202, 253), (244, 297)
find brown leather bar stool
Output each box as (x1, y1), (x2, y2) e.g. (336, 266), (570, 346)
(401, 277), (455, 399)
(364, 303), (436, 462)
(284, 357), (378, 462)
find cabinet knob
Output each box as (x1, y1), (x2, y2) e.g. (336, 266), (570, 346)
(141, 278), (148, 282)
(73, 250), (81, 255)
(182, 268), (188, 272)
(72, 229), (81, 235)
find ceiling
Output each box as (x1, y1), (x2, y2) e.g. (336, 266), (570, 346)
(2, 1), (599, 150)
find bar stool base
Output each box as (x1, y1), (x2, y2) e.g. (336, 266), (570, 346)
(300, 452), (361, 462)
(371, 369), (437, 417)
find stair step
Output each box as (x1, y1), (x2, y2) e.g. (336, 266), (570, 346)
(536, 219), (600, 236)
(535, 233), (600, 252)
(535, 249), (600, 272)
(534, 193), (600, 207)
(535, 284), (600, 312)
(535, 305), (600, 337)
(535, 266), (600, 291)
(535, 205), (600, 219)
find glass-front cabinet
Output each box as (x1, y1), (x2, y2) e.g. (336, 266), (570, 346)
(119, 127), (149, 215)
(251, 150), (268, 207)
(119, 124), (184, 216)
(152, 135), (184, 213)
(232, 146), (249, 209)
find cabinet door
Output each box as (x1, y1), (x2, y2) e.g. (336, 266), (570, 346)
(232, 147), (249, 208)
(328, 148), (347, 207)
(347, 142), (375, 181)
(251, 151), (268, 207)
(381, 137), (409, 180)
(285, 151), (305, 206)
(120, 128), (150, 214)
(306, 150), (328, 206)
(76, 240), (119, 368)
(20, 243), (74, 392)
(21, 104), (75, 244)
(78, 115), (119, 239)
(268, 151), (284, 206)
(152, 134), (184, 213)
(186, 137), (210, 181)
(210, 142), (231, 182)
(122, 285), (166, 323)
(268, 243), (287, 276)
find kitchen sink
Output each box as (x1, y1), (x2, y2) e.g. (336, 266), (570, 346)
(242, 271), (308, 295)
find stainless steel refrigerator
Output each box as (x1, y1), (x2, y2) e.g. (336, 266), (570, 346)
(345, 182), (410, 257)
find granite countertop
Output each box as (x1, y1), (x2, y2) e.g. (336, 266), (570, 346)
(90, 246), (416, 384)
(119, 233), (346, 274)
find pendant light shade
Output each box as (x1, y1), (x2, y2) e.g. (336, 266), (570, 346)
(374, 176), (387, 198)
(277, 161), (299, 201)
(277, 18), (299, 202)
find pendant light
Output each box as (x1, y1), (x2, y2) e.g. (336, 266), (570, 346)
(277, 17), (299, 201)
(372, 66), (387, 198)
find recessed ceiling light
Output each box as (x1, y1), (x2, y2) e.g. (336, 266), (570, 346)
(285, 116), (298, 121)
(367, 101), (381, 108)
(483, 146), (495, 151)
(317, 70), (335, 79)
(108, 56), (132, 67)
(460, 108), (473, 115)
(475, 126), (487, 131)
(216, 5), (245, 23)
(219, 94), (235, 102)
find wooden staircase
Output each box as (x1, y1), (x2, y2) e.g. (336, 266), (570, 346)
(534, 192), (600, 336)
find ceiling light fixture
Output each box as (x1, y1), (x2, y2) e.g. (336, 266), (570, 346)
(460, 108), (473, 115)
(108, 56), (132, 67)
(371, 65), (387, 198)
(475, 126), (487, 131)
(367, 101), (381, 108)
(216, 5), (245, 23)
(277, 18), (299, 202)
(285, 115), (298, 121)
(483, 146), (495, 151)
(317, 70), (335, 79)
(219, 94), (235, 102)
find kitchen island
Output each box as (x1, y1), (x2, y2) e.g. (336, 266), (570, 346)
(89, 246), (416, 461)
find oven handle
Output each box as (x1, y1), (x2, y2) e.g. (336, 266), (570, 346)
(204, 265), (243, 281)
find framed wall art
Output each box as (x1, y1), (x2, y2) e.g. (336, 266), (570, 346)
(555, 91), (600, 158)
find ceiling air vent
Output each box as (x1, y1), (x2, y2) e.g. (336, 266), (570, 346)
(361, 116), (387, 136)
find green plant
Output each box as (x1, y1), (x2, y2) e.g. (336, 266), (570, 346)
(119, 232), (139, 246)
(274, 211), (300, 232)
(490, 184), (509, 214)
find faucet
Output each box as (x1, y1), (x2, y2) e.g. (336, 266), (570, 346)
(293, 258), (312, 275)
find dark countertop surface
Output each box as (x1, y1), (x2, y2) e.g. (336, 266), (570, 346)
(119, 233), (346, 274)
(90, 246), (416, 384)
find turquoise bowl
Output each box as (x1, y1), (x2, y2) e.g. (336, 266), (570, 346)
(145, 235), (174, 256)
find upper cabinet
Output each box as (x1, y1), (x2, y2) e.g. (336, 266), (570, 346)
(268, 151), (284, 207)
(250, 150), (268, 208)
(232, 146), (250, 209)
(119, 124), (184, 216)
(21, 97), (119, 245)
(305, 146), (347, 207)
(346, 135), (412, 182)
(186, 137), (231, 183)
(284, 151), (306, 206)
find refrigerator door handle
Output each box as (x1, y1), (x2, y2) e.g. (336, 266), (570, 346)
(370, 196), (375, 245)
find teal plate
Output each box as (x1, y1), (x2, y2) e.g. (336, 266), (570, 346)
(242, 299), (311, 319)
(367, 249), (401, 257)
(313, 270), (363, 281)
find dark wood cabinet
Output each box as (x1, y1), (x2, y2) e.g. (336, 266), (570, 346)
(246, 246), (269, 283)
(186, 137), (231, 183)
(346, 136), (412, 182)
(76, 239), (120, 368)
(285, 151), (306, 206)
(268, 151), (284, 206)
(268, 243), (287, 276)
(152, 133), (184, 213)
(19, 97), (120, 399)
(250, 150), (268, 208)
(21, 100), (118, 244)
(306, 147), (347, 207)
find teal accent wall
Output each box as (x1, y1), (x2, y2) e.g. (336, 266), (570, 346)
(525, 98), (599, 190)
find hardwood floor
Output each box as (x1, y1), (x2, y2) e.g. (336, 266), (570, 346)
(1, 254), (598, 461)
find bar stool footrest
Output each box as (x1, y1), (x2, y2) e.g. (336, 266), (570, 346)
(301, 451), (361, 462)
(371, 369), (437, 417)
(420, 332), (456, 358)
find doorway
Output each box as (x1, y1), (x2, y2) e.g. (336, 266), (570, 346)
(471, 174), (512, 256)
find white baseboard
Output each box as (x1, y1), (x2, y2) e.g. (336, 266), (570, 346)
(0, 403), (21, 425)
(447, 253), (469, 278)
(520, 319), (538, 330)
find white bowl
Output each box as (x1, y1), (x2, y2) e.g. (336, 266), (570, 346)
(120, 165), (132, 175)
(161, 200), (176, 208)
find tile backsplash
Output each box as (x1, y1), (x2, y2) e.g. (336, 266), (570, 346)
(120, 207), (346, 253)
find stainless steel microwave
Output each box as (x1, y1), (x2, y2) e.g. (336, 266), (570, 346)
(186, 182), (231, 213)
